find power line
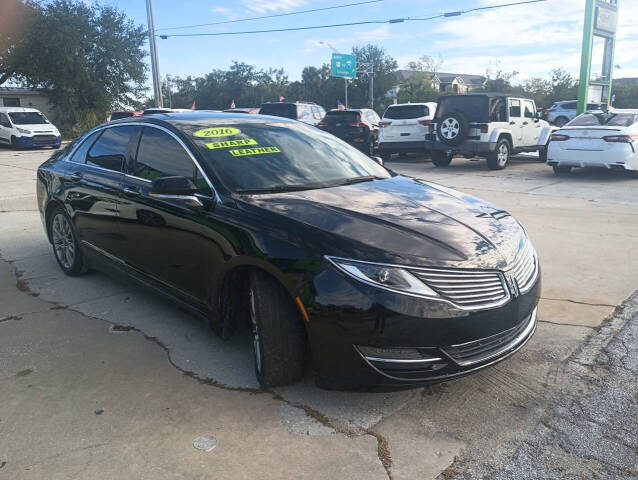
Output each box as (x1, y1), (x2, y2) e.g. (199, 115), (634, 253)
(158, 0), (548, 39)
(156, 0), (385, 32)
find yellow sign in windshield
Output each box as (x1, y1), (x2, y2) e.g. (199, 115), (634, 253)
(205, 139), (258, 150)
(194, 127), (241, 138)
(229, 146), (281, 157)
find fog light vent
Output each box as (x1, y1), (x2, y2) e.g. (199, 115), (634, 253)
(356, 346), (441, 362)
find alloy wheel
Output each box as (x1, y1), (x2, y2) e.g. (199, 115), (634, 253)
(497, 142), (509, 167)
(51, 213), (75, 269)
(440, 118), (460, 140)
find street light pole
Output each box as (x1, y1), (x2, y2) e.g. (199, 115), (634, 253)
(146, 0), (163, 108)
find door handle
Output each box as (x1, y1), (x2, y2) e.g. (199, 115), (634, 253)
(523, 121), (529, 125)
(123, 186), (140, 196)
(509, 121), (516, 125)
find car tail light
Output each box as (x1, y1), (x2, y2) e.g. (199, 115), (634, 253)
(353, 137), (366, 142)
(379, 121), (392, 127)
(350, 122), (367, 128)
(317, 121), (328, 127)
(602, 134), (638, 143)
(418, 119), (432, 126)
(476, 124), (489, 134)
(550, 134), (570, 141)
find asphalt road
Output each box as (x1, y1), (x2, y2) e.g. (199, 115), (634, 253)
(1, 147), (637, 479)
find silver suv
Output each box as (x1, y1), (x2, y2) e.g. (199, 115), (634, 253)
(427, 93), (555, 170)
(545, 100), (603, 127)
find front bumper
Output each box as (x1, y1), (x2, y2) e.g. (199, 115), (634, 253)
(17, 135), (62, 148)
(306, 264), (541, 390)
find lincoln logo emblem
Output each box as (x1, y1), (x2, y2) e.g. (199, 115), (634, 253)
(507, 274), (520, 298)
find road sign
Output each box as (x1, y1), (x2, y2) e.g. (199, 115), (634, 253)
(331, 53), (356, 79)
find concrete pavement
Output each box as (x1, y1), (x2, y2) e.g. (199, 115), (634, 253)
(1, 148), (637, 479)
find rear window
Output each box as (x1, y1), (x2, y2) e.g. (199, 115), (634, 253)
(322, 111), (360, 123)
(569, 113), (638, 127)
(562, 102), (578, 110)
(110, 112), (135, 120)
(259, 104), (297, 119)
(383, 105), (429, 119)
(436, 96), (489, 123)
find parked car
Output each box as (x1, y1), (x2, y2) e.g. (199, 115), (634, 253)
(0, 107), (61, 149)
(546, 100), (603, 127)
(109, 110), (141, 121)
(546, 110), (638, 174)
(378, 102), (437, 160)
(223, 107), (259, 114)
(258, 102), (326, 126)
(37, 111), (539, 389)
(317, 108), (380, 155)
(426, 93), (555, 169)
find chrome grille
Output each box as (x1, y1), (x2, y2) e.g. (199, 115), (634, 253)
(412, 268), (507, 310)
(507, 241), (538, 293)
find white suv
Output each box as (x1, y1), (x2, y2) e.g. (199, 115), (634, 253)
(378, 102), (436, 159)
(427, 94), (555, 169)
(0, 107), (61, 149)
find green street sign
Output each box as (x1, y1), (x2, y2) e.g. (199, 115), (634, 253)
(331, 53), (356, 79)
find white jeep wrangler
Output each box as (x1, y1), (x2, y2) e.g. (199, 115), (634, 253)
(426, 93), (556, 169)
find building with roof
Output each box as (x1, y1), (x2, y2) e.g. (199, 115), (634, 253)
(0, 87), (58, 120)
(394, 70), (487, 95)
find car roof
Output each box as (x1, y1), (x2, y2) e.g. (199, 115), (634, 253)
(0, 107), (42, 113)
(112, 111), (300, 127)
(386, 102), (435, 107)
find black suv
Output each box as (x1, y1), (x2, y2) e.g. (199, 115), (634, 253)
(317, 108), (380, 155)
(258, 102), (326, 126)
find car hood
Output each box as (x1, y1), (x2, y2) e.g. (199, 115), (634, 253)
(239, 176), (527, 269)
(15, 123), (58, 134)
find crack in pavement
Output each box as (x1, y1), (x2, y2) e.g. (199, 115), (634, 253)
(540, 296), (617, 308)
(1, 256), (396, 480)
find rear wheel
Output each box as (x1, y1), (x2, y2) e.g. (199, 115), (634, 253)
(48, 206), (87, 276)
(554, 117), (568, 128)
(249, 271), (306, 387)
(431, 150), (452, 167)
(368, 137), (376, 156)
(553, 165), (572, 174)
(487, 138), (510, 170)
(539, 145), (548, 163)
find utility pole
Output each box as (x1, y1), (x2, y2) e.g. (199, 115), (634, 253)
(146, 0), (163, 108)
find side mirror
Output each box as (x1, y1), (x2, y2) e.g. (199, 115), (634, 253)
(150, 176), (197, 196)
(370, 156), (384, 166)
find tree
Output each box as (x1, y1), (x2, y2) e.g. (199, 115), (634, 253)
(396, 72), (439, 104)
(348, 44), (398, 110)
(482, 61), (519, 92)
(2, 0), (147, 135)
(406, 54), (444, 74)
(0, 0), (39, 85)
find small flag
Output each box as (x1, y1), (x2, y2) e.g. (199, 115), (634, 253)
(337, 100), (345, 111)
(279, 96), (285, 102)
(190, 101), (196, 110)
(230, 99), (236, 108)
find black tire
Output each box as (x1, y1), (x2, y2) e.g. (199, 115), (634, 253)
(52, 144), (61, 150)
(48, 205), (87, 276)
(554, 117), (568, 128)
(553, 165), (572, 174)
(249, 271), (306, 387)
(431, 150), (452, 167)
(368, 137), (375, 156)
(539, 145), (548, 163)
(10, 136), (20, 150)
(436, 112), (469, 146)
(380, 152), (391, 162)
(487, 138), (511, 170)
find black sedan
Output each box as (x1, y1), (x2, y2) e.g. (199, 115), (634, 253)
(36, 112), (540, 389)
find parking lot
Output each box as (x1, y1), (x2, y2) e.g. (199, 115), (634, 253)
(2, 147), (638, 479)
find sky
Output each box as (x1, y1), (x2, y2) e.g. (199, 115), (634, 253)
(97, 0), (638, 85)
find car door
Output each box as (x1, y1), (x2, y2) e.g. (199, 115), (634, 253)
(116, 125), (213, 304)
(62, 125), (137, 257)
(521, 100), (540, 146)
(0, 113), (13, 144)
(508, 99), (524, 148)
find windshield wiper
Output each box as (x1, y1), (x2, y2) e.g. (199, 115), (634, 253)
(236, 184), (320, 194)
(336, 175), (384, 186)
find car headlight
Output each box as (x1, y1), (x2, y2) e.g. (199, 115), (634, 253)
(17, 128), (32, 135)
(326, 256), (438, 298)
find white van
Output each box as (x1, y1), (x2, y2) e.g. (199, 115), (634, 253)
(378, 102), (437, 159)
(0, 107), (61, 149)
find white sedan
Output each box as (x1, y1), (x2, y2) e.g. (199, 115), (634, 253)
(546, 109), (638, 174)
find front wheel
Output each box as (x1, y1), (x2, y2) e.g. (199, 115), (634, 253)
(10, 136), (20, 150)
(48, 206), (87, 276)
(249, 271), (306, 387)
(487, 138), (510, 170)
(431, 150), (452, 167)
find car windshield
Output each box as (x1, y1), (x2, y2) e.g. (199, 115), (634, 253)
(383, 105), (428, 119)
(8, 112), (49, 125)
(259, 104), (296, 119)
(569, 113), (638, 127)
(322, 111), (360, 124)
(435, 96), (489, 123)
(185, 121), (390, 193)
